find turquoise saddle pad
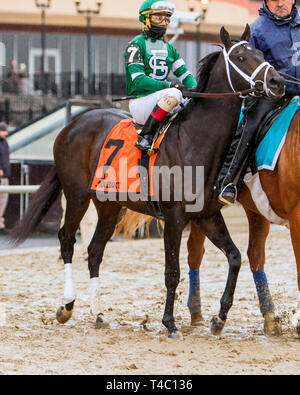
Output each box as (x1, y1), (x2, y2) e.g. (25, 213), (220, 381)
(239, 97), (300, 171)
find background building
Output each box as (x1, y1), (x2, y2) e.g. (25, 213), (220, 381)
(0, 0), (263, 111)
(0, 0), (292, 231)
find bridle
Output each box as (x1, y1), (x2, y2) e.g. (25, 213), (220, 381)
(180, 41), (282, 100)
(222, 41), (278, 98)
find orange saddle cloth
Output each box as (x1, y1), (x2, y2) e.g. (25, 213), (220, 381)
(89, 118), (163, 197)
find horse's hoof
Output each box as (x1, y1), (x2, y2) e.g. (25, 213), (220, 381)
(296, 321), (300, 337)
(168, 331), (183, 340)
(210, 315), (225, 336)
(291, 309), (300, 337)
(191, 311), (205, 326)
(56, 305), (73, 324)
(263, 312), (282, 336)
(95, 313), (110, 329)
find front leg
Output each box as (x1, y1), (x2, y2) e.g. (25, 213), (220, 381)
(162, 208), (184, 339)
(196, 212), (241, 335)
(187, 221), (206, 325)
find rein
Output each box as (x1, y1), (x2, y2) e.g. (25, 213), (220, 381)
(113, 41), (275, 102)
(279, 71), (300, 85)
(112, 86), (260, 102)
(182, 86), (260, 99)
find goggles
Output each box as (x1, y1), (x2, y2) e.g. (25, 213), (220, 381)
(150, 14), (172, 23)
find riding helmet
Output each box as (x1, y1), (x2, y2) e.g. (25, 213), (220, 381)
(139, 0), (175, 31)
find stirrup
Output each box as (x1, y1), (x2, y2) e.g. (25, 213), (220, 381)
(135, 134), (153, 151)
(218, 183), (237, 206)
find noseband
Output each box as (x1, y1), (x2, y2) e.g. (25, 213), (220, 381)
(223, 41), (277, 98)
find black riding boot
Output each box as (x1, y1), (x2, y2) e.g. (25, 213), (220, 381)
(135, 112), (161, 151)
(216, 96), (285, 205)
(216, 122), (250, 205)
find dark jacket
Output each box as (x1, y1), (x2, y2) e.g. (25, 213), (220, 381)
(0, 138), (10, 178)
(250, 5), (300, 96)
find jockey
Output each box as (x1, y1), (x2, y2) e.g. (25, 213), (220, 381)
(124, 0), (197, 151)
(216, 0), (300, 205)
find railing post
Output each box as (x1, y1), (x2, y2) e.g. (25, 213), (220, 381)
(19, 161), (24, 219)
(19, 163), (31, 218)
(4, 98), (10, 125)
(65, 100), (71, 124)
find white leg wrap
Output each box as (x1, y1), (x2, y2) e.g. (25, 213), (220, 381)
(63, 264), (76, 304)
(90, 277), (101, 316)
(291, 298), (300, 328)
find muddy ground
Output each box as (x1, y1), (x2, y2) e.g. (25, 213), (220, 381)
(0, 213), (299, 375)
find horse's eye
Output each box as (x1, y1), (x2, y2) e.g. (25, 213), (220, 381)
(237, 56), (244, 61)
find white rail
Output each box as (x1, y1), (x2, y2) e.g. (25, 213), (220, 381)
(0, 185), (39, 193)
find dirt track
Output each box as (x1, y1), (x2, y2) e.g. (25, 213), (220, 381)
(0, 218), (300, 375)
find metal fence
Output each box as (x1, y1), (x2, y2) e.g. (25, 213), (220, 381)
(0, 72), (127, 126)
(1, 72), (127, 98)
(0, 95), (66, 127)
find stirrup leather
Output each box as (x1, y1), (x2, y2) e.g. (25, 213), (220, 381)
(147, 115), (177, 157)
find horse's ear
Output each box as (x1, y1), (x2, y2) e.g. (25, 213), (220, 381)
(240, 24), (251, 42)
(220, 26), (231, 50)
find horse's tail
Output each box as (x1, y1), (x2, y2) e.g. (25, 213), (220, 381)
(10, 166), (62, 245)
(114, 210), (163, 239)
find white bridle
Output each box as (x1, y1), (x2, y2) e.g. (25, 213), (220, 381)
(223, 41), (278, 98)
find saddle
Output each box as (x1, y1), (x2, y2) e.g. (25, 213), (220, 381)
(249, 98), (291, 174)
(89, 107), (184, 220)
(243, 96), (300, 224)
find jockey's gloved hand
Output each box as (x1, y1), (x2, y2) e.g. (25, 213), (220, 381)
(170, 82), (186, 92)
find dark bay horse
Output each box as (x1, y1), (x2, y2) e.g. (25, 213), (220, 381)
(187, 109), (300, 336)
(10, 25), (285, 339)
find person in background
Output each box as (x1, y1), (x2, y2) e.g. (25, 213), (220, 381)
(215, 0), (298, 205)
(6, 60), (19, 93)
(0, 122), (11, 235)
(18, 63), (30, 95)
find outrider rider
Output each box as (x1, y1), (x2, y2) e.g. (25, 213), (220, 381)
(216, 0), (300, 205)
(124, 0), (197, 151)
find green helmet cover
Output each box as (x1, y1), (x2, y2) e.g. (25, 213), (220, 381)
(139, 0), (175, 23)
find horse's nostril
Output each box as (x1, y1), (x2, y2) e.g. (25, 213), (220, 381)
(270, 77), (278, 85)
(269, 76), (285, 90)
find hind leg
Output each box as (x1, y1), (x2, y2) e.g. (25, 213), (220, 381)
(187, 221), (206, 325)
(288, 206), (300, 336)
(56, 193), (90, 324)
(87, 200), (122, 328)
(244, 208), (282, 336)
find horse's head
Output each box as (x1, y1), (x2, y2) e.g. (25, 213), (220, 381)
(220, 25), (285, 99)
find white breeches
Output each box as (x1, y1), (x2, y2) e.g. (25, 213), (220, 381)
(129, 88), (184, 125)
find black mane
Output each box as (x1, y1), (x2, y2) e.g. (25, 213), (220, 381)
(174, 50), (221, 123)
(196, 50), (222, 93)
